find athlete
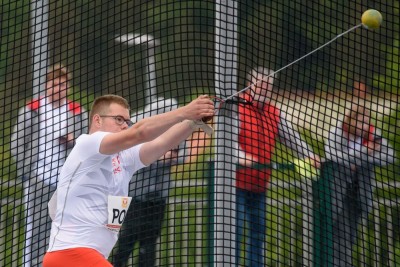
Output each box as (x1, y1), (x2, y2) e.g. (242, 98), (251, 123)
(42, 94), (214, 267)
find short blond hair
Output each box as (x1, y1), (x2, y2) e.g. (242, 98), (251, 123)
(89, 94), (130, 127)
(47, 63), (71, 82)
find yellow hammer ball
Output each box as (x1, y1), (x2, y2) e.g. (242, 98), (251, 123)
(361, 9), (383, 29)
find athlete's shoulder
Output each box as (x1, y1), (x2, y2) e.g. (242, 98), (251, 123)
(76, 132), (111, 147)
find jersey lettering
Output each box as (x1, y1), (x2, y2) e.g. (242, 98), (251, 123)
(106, 196), (132, 232)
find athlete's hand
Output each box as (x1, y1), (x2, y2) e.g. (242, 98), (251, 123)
(181, 95), (214, 121)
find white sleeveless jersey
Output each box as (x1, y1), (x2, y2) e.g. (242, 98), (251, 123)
(47, 131), (146, 258)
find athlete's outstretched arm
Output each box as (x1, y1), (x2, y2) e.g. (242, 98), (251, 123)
(100, 95), (214, 155)
(139, 120), (200, 166)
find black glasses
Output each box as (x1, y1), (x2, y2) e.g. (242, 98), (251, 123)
(99, 115), (134, 127)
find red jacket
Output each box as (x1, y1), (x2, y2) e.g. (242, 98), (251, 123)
(236, 94), (280, 192)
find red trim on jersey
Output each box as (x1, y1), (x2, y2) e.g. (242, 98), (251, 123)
(26, 97), (82, 114)
(26, 97), (43, 111)
(343, 123), (375, 145)
(363, 125), (375, 145)
(67, 100), (82, 115)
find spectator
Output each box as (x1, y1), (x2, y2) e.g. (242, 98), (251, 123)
(110, 98), (184, 267)
(111, 97), (213, 266)
(111, 147), (184, 267)
(236, 66), (319, 267)
(10, 63), (88, 267)
(43, 94), (214, 267)
(324, 103), (395, 266)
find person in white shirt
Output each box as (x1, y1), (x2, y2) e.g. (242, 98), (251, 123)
(10, 64), (88, 267)
(43, 94), (214, 267)
(324, 103), (395, 266)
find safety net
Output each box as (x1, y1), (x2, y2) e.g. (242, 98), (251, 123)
(1, 0), (399, 266)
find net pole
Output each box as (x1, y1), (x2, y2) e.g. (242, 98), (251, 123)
(30, 0), (49, 97)
(144, 37), (158, 104)
(213, 1), (239, 265)
(313, 162), (334, 266)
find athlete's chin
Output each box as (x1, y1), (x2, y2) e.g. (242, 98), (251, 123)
(114, 127), (127, 133)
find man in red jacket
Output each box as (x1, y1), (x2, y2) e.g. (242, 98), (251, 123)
(236, 66), (319, 266)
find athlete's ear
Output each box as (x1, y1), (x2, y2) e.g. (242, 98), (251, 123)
(93, 114), (102, 128)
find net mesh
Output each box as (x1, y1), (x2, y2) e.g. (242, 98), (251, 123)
(1, 0), (399, 266)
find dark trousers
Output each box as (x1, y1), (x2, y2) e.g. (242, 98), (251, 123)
(111, 198), (167, 267)
(23, 179), (56, 267)
(330, 163), (374, 267)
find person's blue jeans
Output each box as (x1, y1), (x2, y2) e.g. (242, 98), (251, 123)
(236, 188), (266, 267)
